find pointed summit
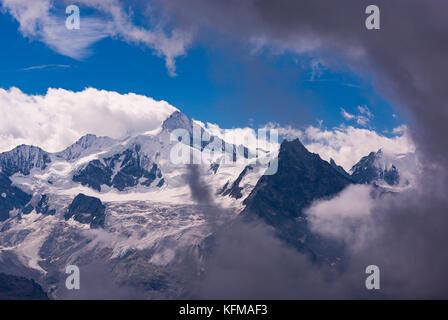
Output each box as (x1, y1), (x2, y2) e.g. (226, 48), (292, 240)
(56, 134), (115, 161)
(244, 138), (353, 224)
(279, 138), (309, 155)
(242, 138), (352, 264)
(162, 111), (193, 133)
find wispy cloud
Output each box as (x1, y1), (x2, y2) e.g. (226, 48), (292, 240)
(0, 0), (193, 76)
(341, 108), (356, 121)
(357, 105), (373, 118)
(340, 105), (373, 127)
(19, 64), (71, 71)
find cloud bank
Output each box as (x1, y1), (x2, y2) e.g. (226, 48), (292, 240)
(0, 87), (177, 152)
(0, 87), (411, 174)
(302, 125), (414, 171)
(202, 120), (413, 171)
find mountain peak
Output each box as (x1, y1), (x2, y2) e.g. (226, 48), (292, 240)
(162, 111), (192, 132)
(350, 149), (400, 185)
(242, 136), (352, 263)
(0, 145), (51, 176)
(277, 138), (311, 163)
(56, 134), (115, 161)
(76, 133), (98, 145)
(280, 138), (307, 151)
(245, 138), (352, 221)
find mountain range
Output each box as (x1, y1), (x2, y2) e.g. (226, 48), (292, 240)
(0, 109), (414, 299)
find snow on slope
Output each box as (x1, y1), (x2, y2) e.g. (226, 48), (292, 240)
(349, 148), (420, 191)
(0, 109), (274, 295)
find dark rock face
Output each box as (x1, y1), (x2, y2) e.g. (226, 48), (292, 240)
(382, 165), (400, 185)
(244, 139), (353, 223)
(156, 178), (165, 187)
(73, 160), (112, 192)
(218, 181), (229, 195)
(35, 195), (56, 216)
(350, 151), (381, 184)
(242, 139), (353, 264)
(73, 144), (162, 191)
(0, 145), (51, 176)
(330, 158), (352, 180)
(22, 204), (34, 215)
(0, 272), (48, 300)
(64, 194), (106, 229)
(110, 146), (160, 190)
(210, 162), (220, 174)
(0, 172), (32, 222)
(222, 165), (253, 199)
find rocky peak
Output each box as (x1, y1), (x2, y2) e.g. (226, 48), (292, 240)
(0, 145), (51, 176)
(242, 138), (352, 264)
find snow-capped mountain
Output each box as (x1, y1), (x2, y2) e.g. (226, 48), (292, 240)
(0, 108), (417, 298)
(0, 109), (275, 298)
(55, 134), (115, 161)
(349, 148), (418, 190)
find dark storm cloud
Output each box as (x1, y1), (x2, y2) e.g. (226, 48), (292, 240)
(165, 0), (448, 298)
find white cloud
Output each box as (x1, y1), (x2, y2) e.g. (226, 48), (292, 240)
(0, 85), (413, 172)
(196, 120), (414, 172)
(309, 59), (325, 81)
(341, 108), (355, 121)
(0, 87), (177, 152)
(355, 115), (368, 126)
(303, 125), (415, 171)
(392, 125), (407, 134)
(357, 105), (373, 118)
(305, 184), (376, 252)
(0, 0), (192, 75)
(340, 105), (373, 127)
(260, 122), (414, 171)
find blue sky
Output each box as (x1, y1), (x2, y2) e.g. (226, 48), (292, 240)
(0, 5), (405, 134)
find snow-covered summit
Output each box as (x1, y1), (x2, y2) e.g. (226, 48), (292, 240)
(350, 148), (418, 188)
(56, 134), (116, 161)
